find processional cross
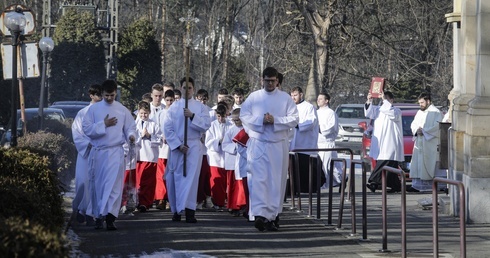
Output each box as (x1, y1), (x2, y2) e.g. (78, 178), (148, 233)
(179, 9), (199, 177)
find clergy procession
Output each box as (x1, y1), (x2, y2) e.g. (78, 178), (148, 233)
(71, 66), (442, 232)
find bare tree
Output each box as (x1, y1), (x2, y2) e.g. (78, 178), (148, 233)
(293, 0), (334, 102)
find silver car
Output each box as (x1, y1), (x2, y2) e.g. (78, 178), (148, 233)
(334, 104), (370, 153)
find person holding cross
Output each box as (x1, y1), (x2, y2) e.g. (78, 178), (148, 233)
(163, 77), (211, 223)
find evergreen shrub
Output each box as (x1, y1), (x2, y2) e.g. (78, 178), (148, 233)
(0, 148), (68, 257)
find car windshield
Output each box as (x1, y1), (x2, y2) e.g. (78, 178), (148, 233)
(336, 107), (367, 119)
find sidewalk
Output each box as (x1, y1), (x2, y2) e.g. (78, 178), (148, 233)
(67, 177), (490, 257)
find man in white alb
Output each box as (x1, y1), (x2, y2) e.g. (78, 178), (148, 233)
(240, 67), (298, 232)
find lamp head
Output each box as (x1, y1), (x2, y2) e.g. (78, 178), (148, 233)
(39, 37), (55, 53)
(4, 10), (26, 33)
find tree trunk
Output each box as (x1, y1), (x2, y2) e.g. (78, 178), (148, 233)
(220, 0), (233, 87)
(294, 0), (331, 103)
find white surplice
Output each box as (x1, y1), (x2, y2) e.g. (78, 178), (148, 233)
(317, 105), (344, 186)
(364, 101), (404, 161)
(290, 100), (319, 152)
(135, 118), (160, 163)
(205, 119), (233, 168)
(222, 124), (242, 179)
(157, 109), (170, 159)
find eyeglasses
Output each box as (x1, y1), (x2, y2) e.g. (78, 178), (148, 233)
(263, 79), (277, 83)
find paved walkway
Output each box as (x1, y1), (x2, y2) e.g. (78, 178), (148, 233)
(67, 178), (490, 257)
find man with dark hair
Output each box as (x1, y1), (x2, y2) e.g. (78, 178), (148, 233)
(408, 92), (443, 192)
(240, 67), (298, 231)
(150, 83), (164, 119)
(82, 80), (136, 230)
(289, 86), (319, 193)
(173, 89), (182, 101)
(232, 88), (245, 109)
(72, 84), (102, 225)
(365, 91), (404, 193)
(277, 73), (284, 89)
(163, 82), (175, 97)
(163, 77), (211, 223)
(316, 92), (345, 190)
(212, 88), (229, 110)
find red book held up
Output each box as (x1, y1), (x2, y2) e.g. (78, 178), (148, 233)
(370, 77), (385, 98)
(232, 128), (249, 147)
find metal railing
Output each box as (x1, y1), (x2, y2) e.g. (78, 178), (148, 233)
(380, 166), (407, 257)
(359, 159), (369, 240)
(290, 148), (363, 235)
(432, 178), (466, 258)
(348, 159), (366, 237)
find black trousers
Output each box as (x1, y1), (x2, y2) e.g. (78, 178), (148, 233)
(290, 153), (325, 194)
(368, 160), (401, 191)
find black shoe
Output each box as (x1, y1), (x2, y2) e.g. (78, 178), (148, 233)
(185, 208), (197, 223)
(76, 212), (85, 223)
(367, 183), (377, 193)
(230, 209), (241, 217)
(106, 220), (117, 230)
(85, 215), (95, 226)
(254, 216), (266, 231)
(265, 221), (278, 231)
(94, 218), (103, 229)
(105, 213), (117, 230)
(172, 212), (182, 222)
(387, 188), (400, 193)
(273, 215), (280, 228)
(339, 177), (349, 193)
(407, 186), (420, 193)
(138, 205), (147, 212)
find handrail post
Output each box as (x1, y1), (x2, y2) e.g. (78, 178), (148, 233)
(307, 155), (316, 217)
(294, 152), (302, 210)
(288, 153), (296, 209)
(361, 160), (368, 240)
(349, 159), (358, 236)
(432, 178), (466, 258)
(350, 159), (366, 237)
(328, 158), (346, 224)
(380, 166), (407, 257)
(336, 150), (354, 229)
(316, 156), (322, 219)
(290, 148), (357, 230)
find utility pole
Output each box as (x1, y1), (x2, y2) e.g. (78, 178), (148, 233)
(105, 0), (118, 80)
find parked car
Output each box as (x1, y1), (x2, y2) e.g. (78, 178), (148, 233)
(51, 101), (90, 106)
(334, 104), (370, 153)
(358, 103), (419, 174)
(0, 108), (66, 147)
(49, 101), (90, 119)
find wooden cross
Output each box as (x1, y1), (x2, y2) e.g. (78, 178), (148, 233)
(179, 9), (199, 47)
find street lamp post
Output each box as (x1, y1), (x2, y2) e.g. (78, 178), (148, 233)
(38, 37), (54, 130)
(4, 10), (26, 147)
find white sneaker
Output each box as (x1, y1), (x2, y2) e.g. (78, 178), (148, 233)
(205, 196), (215, 208)
(120, 205), (127, 214)
(196, 202), (203, 210)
